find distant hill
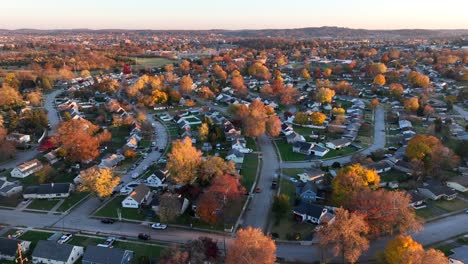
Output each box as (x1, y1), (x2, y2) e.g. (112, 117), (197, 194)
(0, 26), (467, 38)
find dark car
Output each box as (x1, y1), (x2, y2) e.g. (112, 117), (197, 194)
(138, 233), (151, 240)
(101, 218), (115, 224)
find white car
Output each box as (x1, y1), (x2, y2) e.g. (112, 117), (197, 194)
(120, 187), (133, 195)
(57, 233), (73, 244)
(151, 223), (167, 230)
(131, 172), (139, 179)
(97, 237), (116, 248)
(289, 178), (298, 183)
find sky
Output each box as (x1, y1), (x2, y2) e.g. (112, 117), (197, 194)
(1, 0), (467, 30)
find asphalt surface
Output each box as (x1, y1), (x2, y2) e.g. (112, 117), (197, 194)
(241, 134), (279, 232)
(281, 105), (386, 168)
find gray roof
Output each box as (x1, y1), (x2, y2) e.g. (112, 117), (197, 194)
(450, 245), (468, 263)
(24, 183), (71, 195)
(0, 237), (22, 256)
(32, 240), (79, 261)
(83, 245), (133, 264)
(294, 203), (325, 218)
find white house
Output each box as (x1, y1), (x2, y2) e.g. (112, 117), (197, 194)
(298, 168), (325, 183)
(32, 240), (83, 264)
(0, 177), (23, 197)
(293, 203), (328, 224)
(122, 184), (151, 208)
(225, 149), (245, 164)
(0, 237), (31, 262)
(6, 132), (31, 144)
(23, 183), (72, 199)
(231, 139), (252, 153)
(11, 159), (43, 178)
(446, 175), (468, 193)
(326, 138), (352, 150)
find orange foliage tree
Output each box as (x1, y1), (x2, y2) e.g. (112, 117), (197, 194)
(55, 119), (101, 162)
(310, 112), (326, 126)
(179, 75), (194, 95)
(226, 227), (276, 264)
(385, 235), (447, 264)
(332, 164), (380, 205)
(373, 74), (386, 86)
(167, 137), (203, 184)
(404, 97), (419, 112)
(389, 83), (404, 98)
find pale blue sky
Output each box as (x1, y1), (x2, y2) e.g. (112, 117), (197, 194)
(1, 0), (467, 30)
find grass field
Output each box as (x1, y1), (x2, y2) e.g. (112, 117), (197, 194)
(113, 241), (164, 264)
(26, 199), (60, 211)
(322, 146), (356, 159)
(428, 199), (468, 212)
(56, 192), (89, 212)
(282, 168), (304, 178)
(415, 207), (440, 220)
(240, 154), (258, 190)
(274, 139), (307, 162)
(94, 196), (153, 221)
(18, 230), (53, 248)
(130, 57), (176, 69)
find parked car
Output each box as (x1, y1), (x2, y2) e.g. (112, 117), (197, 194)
(138, 233), (151, 240)
(131, 172), (139, 179)
(12, 230), (25, 238)
(255, 187), (262, 193)
(101, 218), (115, 224)
(57, 233), (73, 244)
(151, 223), (167, 230)
(97, 237), (116, 248)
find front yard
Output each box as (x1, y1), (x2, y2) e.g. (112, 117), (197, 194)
(274, 139), (307, 162)
(428, 198), (468, 212)
(26, 199), (60, 211)
(94, 196), (153, 221)
(56, 192), (89, 212)
(240, 153), (258, 190)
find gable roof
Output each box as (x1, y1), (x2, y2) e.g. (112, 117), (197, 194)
(294, 203), (325, 218)
(23, 183), (71, 195)
(32, 240), (79, 261)
(83, 245), (133, 264)
(128, 184), (150, 203)
(0, 237), (23, 256)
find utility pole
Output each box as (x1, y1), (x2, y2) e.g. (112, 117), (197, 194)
(15, 243), (28, 264)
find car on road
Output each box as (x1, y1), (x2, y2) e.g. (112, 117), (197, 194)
(100, 218), (115, 224)
(131, 172), (139, 179)
(138, 233), (151, 240)
(289, 178), (298, 183)
(159, 149), (164, 153)
(151, 142), (156, 147)
(97, 237), (116, 248)
(151, 223), (168, 230)
(158, 158), (167, 163)
(57, 233), (73, 244)
(255, 187), (262, 193)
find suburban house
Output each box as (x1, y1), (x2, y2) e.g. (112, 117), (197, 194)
(393, 160), (413, 175)
(125, 136), (140, 149)
(23, 183), (73, 199)
(449, 245), (468, 264)
(296, 182), (318, 202)
(121, 184), (151, 209)
(418, 181), (457, 200)
(292, 142), (314, 155)
(0, 237), (30, 262)
(201, 142), (213, 152)
(310, 144), (330, 157)
(298, 168), (325, 183)
(446, 175), (468, 193)
(293, 203), (328, 224)
(286, 132), (305, 144)
(398, 119), (412, 129)
(231, 138), (252, 153)
(0, 177), (23, 197)
(44, 151), (60, 164)
(225, 149), (245, 164)
(32, 240), (83, 264)
(281, 123), (293, 135)
(367, 160), (392, 174)
(82, 245), (134, 264)
(326, 138), (352, 150)
(6, 132), (31, 144)
(407, 190), (427, 209)
(99, 154), (125, 169)
(10, 159), (43, 178)
(145, 169), (169, 188)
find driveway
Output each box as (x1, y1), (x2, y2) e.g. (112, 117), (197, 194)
(281, 105), (386, 169)
(0, 89), (64, 169)
(241, 135), (279, 232)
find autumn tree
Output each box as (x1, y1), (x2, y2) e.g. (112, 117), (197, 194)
(315, 87), (336, 104)
(373, 74), (386, 86)
(266, 116), (281, 137)
(212, 64), (227, 80)
(332, 107), (345, 115)
(79, 167), (120, 199)
(226, 227), (276, 264)
(80, 69), (91, 77)
(0, 84), (23, 109)
(317, 208), (369, 264)
(404, 97), (419, 112)
(389, 83), (404, 98)
(367, 63), (387, 76)
(179, 60), (191, 74)
(94, 78), (119, 94)
(348, 189), (421, 237)
(248, 62), (271, 80)
(280, 85), (299, 105)
(167, 137), (203, 184)
(0, 126), (16, 161)
(4, 73), (19, 89)
(370, 98), (379, 110)
(332, 164), (380, 206)
(198, 123), (209, 142)
(25, 91), (43, 107)
(159, 193), (183, 222)
(310, 112), (326, 126)
(384, 235), (447, 264)
(198, 156), (236, 185)
(231, 70), (247, 97)
(55, 119), (101, 162)
(240, 100), (276, 137)
(293, 112), (309, 125)
(301, 68), (311, 79)
(198, 86), (215, 100)
(179, 75), (194, 95)
(408, 71), (430, 88)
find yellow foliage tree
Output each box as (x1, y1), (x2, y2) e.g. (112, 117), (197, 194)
(79, 167), (120, 199)
(310, 112), (326, 126)
(404, 97), (419, 112)
(384, 235), (423, 264)
(167, 137), (203, 184)
(373, 74), (386, 86)
(315, 87), (335, 104)
(332, 164), (380, 205)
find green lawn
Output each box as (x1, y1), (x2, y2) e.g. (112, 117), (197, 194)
(113, 241), (164, 264)
(428, 199), (468, 212)
(280, 177), (296, 199)
(1, 229), (19, 238)
(240, 154), (258, 190)
(415, 207), (440, 220)
(56, 192), (89, 212)
(282, 168), (304, 178)
(94, 196), (152, 221)
(68, 235), (105, 247)
(292, 125), (314, 136)
(246, 137), (257, 151)
(18, 230), (53, 248)
(274, 139), (307, 162)
(270, 215), (315, 241)
(322, 146), (356, 159)
(130, 57), (176, 69)
(26, 199), (60, 211)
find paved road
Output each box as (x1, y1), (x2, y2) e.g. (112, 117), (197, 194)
(453, 105), (468, 120)
(0, 89), (64, 170)
(242, 135), (279, 232)
(281, 105), (386, 169)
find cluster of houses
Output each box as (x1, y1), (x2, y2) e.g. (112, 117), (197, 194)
(0, 236), (134, 264)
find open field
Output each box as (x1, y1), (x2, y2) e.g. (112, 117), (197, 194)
(130, 57), (176, 69)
